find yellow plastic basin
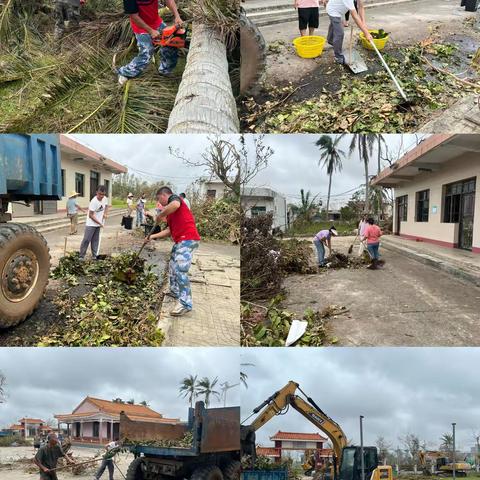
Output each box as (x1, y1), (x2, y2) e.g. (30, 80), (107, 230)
(293, 35), (326, 59)
(359, 30), (389, 51)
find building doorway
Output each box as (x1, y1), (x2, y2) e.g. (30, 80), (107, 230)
(90, 170), (100, 199)
(395, 195), (408, 235)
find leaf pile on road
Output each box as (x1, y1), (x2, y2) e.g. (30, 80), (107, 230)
(38, 252), (164, 346)
(191, 198), (240, 243)
(123, 431), (194, 449)
(241, 300), (347, 347)
(243, 39), (480, 133)
(323, 251), (370, 269)
(241, 213), (315, 300)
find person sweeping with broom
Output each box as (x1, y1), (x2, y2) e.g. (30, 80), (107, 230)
(143, 186), (200, 317)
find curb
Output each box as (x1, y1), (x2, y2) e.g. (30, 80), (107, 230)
(381, 240), (480, 287)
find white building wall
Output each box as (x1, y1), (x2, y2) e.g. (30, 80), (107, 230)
(394, 154), (480, 251)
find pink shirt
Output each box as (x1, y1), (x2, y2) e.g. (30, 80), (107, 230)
(363, 224), (382, 244)
(296, 0), (320, 7)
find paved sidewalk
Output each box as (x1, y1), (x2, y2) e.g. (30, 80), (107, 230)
(155, 242), (240, 346)
(382, 235), (480, 286)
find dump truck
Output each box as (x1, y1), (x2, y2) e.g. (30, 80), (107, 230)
(0, 134), (62, 328)
(120, 401), (241, 480)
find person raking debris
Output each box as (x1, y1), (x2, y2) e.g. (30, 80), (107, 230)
(313, 226), (338, 267)
(143, 186), (201, 317)
(94, 440), (118, 480)
(79, 185), (109, 261)
(117, 0), (183, 85)
(34, 433), (77, 480)
(325, 0), (372, 64)
(361, 217), (383, 269)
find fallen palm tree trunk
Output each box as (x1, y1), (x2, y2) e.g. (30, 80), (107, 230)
(167, 22), (239, 133)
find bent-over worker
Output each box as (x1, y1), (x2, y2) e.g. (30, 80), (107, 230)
(313, 226), (338, 266)
(143, 186), (200, 317)
(34, 433), (76, 480)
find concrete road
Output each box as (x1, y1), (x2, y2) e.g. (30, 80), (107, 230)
(282, 239), (480, 346)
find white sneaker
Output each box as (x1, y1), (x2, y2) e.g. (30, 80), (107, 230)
(118, 74), (128, 86)
(170, 302), (190, 317)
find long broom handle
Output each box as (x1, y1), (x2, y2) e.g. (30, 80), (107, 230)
(368, 38), (408, 101)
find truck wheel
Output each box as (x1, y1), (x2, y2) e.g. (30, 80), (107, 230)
(222, 461), (241, 480)
(126, 457), (145, 480)
(192, 465), (224, 480)
(0, 223), (50, 328)
(240, 11), (267, 96)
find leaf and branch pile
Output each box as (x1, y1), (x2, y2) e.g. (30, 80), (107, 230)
(123, 431), (194, 448)
(40, 252), (165, 346)
(243, 38), (480, 133)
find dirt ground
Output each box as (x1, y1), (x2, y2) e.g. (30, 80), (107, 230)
(282, 236), (480, 346)
(0, 218), (239, 346)
(0, 445), (134, 480)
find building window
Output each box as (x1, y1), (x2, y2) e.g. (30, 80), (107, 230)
(75, 173), (85, 197)
(93, 421), (100, 438)
(416, 189), (429, 222)
(104, 179), (110, 197)
(207, 189), (217, 199)
(251, 206), (267, 216)
(443, 178), (476, 223)
(397, 195), (408, 221)
(61, 169), (65, 198)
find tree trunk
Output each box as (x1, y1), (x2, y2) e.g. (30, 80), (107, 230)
(326, 172), (332, 218)
(167, 23), (240, 133)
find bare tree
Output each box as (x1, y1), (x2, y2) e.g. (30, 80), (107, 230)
(376, 436), (392, 463)
(400, 433), (422, 463)
(170, 135), (273, 199)
(0, 371), (6, 403)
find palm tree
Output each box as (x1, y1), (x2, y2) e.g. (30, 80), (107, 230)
(240, 363), (254, 389)
(316, 135), (345, 218)
(297, 189), (319, 222)
(197, 376), (221, 407)
(440, 433), (454, 461)
(179, 375), (199, 408)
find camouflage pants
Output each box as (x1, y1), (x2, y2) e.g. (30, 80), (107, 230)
(54, 1), (80, 39)
(117, 22), (179, 78)
(168, 240), (199, 310)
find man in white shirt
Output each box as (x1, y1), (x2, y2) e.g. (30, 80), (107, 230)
(357, 213), (368, 256)
(326, 0), (372, 64)
(79, 185), (109, 260)
(94, 441), (117, 480)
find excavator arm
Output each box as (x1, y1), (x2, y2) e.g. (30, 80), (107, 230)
(241, 381), (347, 467)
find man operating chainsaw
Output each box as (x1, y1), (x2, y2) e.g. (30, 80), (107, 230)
(117, 0), (183, 84)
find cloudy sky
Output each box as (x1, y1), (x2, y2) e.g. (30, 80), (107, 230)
(0, 348), (239, 429)
(241, 348), (480, 453)
(250, 134), (429, 208)
(71, 134), (427, 207)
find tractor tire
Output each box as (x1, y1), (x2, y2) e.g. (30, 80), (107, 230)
(222, 461), (241, 480)
(0, 223), (50, 328)
(126, 457), (146, 480)
(191, 465), (224, 480)
(240, 10), (267, 96)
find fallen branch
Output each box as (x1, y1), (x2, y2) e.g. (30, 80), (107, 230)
(421, 55), (480, 89)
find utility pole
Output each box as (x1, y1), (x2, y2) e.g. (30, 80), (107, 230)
(452, 423), (456, 480)
(360, 416), (365, 480)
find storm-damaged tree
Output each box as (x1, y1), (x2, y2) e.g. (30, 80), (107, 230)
(0, 371), (6, 403)
(170, 134), (273, 199)
(197, 376), (220, 407)
(376, 436), (392, 464)
(240, 363), (254, 389)
(290, 189), (320, 224)
(400, 433), (422, 465)
(179, 374), (199, 408)
(440, 433), (454, 462)
(316, 135), (344, 218)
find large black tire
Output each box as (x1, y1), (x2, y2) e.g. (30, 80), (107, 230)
(191, 465), (224, 480)
(126, 457), (145, 480)
(222, 461), (241, 480)
(240, 11), (267, 96)
(0, 223), (50, 328)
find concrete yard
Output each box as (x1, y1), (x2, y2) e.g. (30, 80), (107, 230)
(282, 235), (480, 346)
(0, 445), (134, 480)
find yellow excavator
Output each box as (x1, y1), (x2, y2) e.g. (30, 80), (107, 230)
(419, 451), (471, 477)
(240, 381), (393, 480)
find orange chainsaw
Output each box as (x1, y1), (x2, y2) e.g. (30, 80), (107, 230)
(152, 24), (189, 48)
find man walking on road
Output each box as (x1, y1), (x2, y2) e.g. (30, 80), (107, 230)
(144, 186), (200, 317)
(79, 185), (109, 260)
(94, 441), (117, 480)
(34, 433), (76, 480)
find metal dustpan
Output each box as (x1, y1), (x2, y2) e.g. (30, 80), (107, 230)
(344, 26), (368, 74)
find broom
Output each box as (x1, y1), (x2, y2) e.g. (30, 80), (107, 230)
(347, 233), (359, 254)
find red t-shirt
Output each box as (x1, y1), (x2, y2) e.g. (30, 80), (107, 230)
(363, 224), (383, 244)
(123, 0), (162, 34)
(166, 195), (201, 243)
